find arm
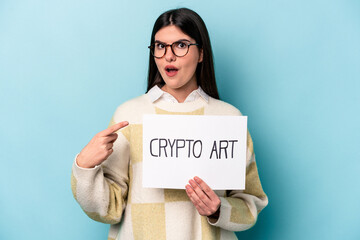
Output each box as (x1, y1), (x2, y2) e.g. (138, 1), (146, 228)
(185, 130), (268, 231)
(70, 118), (130, 224)
(207, 130), (268, 231)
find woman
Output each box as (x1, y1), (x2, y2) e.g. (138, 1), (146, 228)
(71, 8), (268, 240)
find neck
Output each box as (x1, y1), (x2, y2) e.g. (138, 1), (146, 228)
(161, 80), (198, 103)
(161, 77), (199, 103)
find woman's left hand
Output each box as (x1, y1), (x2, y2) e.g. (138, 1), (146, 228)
(185, 176), (221, 219)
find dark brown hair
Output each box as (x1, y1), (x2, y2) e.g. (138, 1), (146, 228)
(147, 8), (219, 99)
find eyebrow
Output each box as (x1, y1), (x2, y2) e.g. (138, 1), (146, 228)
(154, 38), (191, 43)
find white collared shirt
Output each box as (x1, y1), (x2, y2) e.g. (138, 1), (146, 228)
(147, 85), (209, 103)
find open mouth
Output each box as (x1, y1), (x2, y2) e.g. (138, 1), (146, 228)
(165, 65), (179, 77)
(165, 67), (178, 73)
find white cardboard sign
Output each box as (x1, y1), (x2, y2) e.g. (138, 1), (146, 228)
(142, 114), (247, 190)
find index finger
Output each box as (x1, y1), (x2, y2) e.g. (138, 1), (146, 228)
(193, 176), (218, 201)
(101, 121), (129, 136)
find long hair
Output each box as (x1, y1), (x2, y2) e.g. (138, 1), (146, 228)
(147, 8), (219, 99)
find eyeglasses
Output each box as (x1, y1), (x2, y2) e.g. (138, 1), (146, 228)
(148, 40), (199, 58)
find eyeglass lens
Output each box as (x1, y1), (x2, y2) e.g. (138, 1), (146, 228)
(152, 41), (189, 58)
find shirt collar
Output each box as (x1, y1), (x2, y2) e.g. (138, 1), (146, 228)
(146, 85), (209, 103)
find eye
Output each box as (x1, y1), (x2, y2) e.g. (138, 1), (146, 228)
(155, 43), (165, 49)
(175, 41), (187, 49)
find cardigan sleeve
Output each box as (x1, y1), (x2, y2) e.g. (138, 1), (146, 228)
(207, 130), (268, 231)
(70, 116), (130, 224)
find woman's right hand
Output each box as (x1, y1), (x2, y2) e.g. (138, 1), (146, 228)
(76, 121), (129, 168)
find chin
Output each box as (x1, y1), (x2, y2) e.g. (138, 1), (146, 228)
(164, 83), (184, 90)
(162, 79), (183, 89)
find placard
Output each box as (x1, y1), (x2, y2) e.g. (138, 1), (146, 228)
(142, 114), (247, 190)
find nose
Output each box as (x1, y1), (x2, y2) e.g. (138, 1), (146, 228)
(164, 45), (176, 62)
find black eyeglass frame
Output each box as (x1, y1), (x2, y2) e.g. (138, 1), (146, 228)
(148, 41), (200, 58)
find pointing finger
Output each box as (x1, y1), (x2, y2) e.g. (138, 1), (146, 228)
(101, 121), (129, 136)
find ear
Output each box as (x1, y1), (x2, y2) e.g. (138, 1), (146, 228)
(198, 48), (203, 63)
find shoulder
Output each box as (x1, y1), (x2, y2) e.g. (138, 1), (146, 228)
(116, 94), (149, 111)
(206, 97), (242, 116)
(111, 94), (153, 123)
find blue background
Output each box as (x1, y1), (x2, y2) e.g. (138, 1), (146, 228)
(1, 0), (359, 239)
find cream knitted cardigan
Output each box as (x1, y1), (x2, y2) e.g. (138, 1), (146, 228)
(71, 93), (268, 240)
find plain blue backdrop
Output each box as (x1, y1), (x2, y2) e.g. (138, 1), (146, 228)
(1, 0), (359, 239)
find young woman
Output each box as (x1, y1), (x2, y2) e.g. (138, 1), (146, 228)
(71, 8), (268, 240)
